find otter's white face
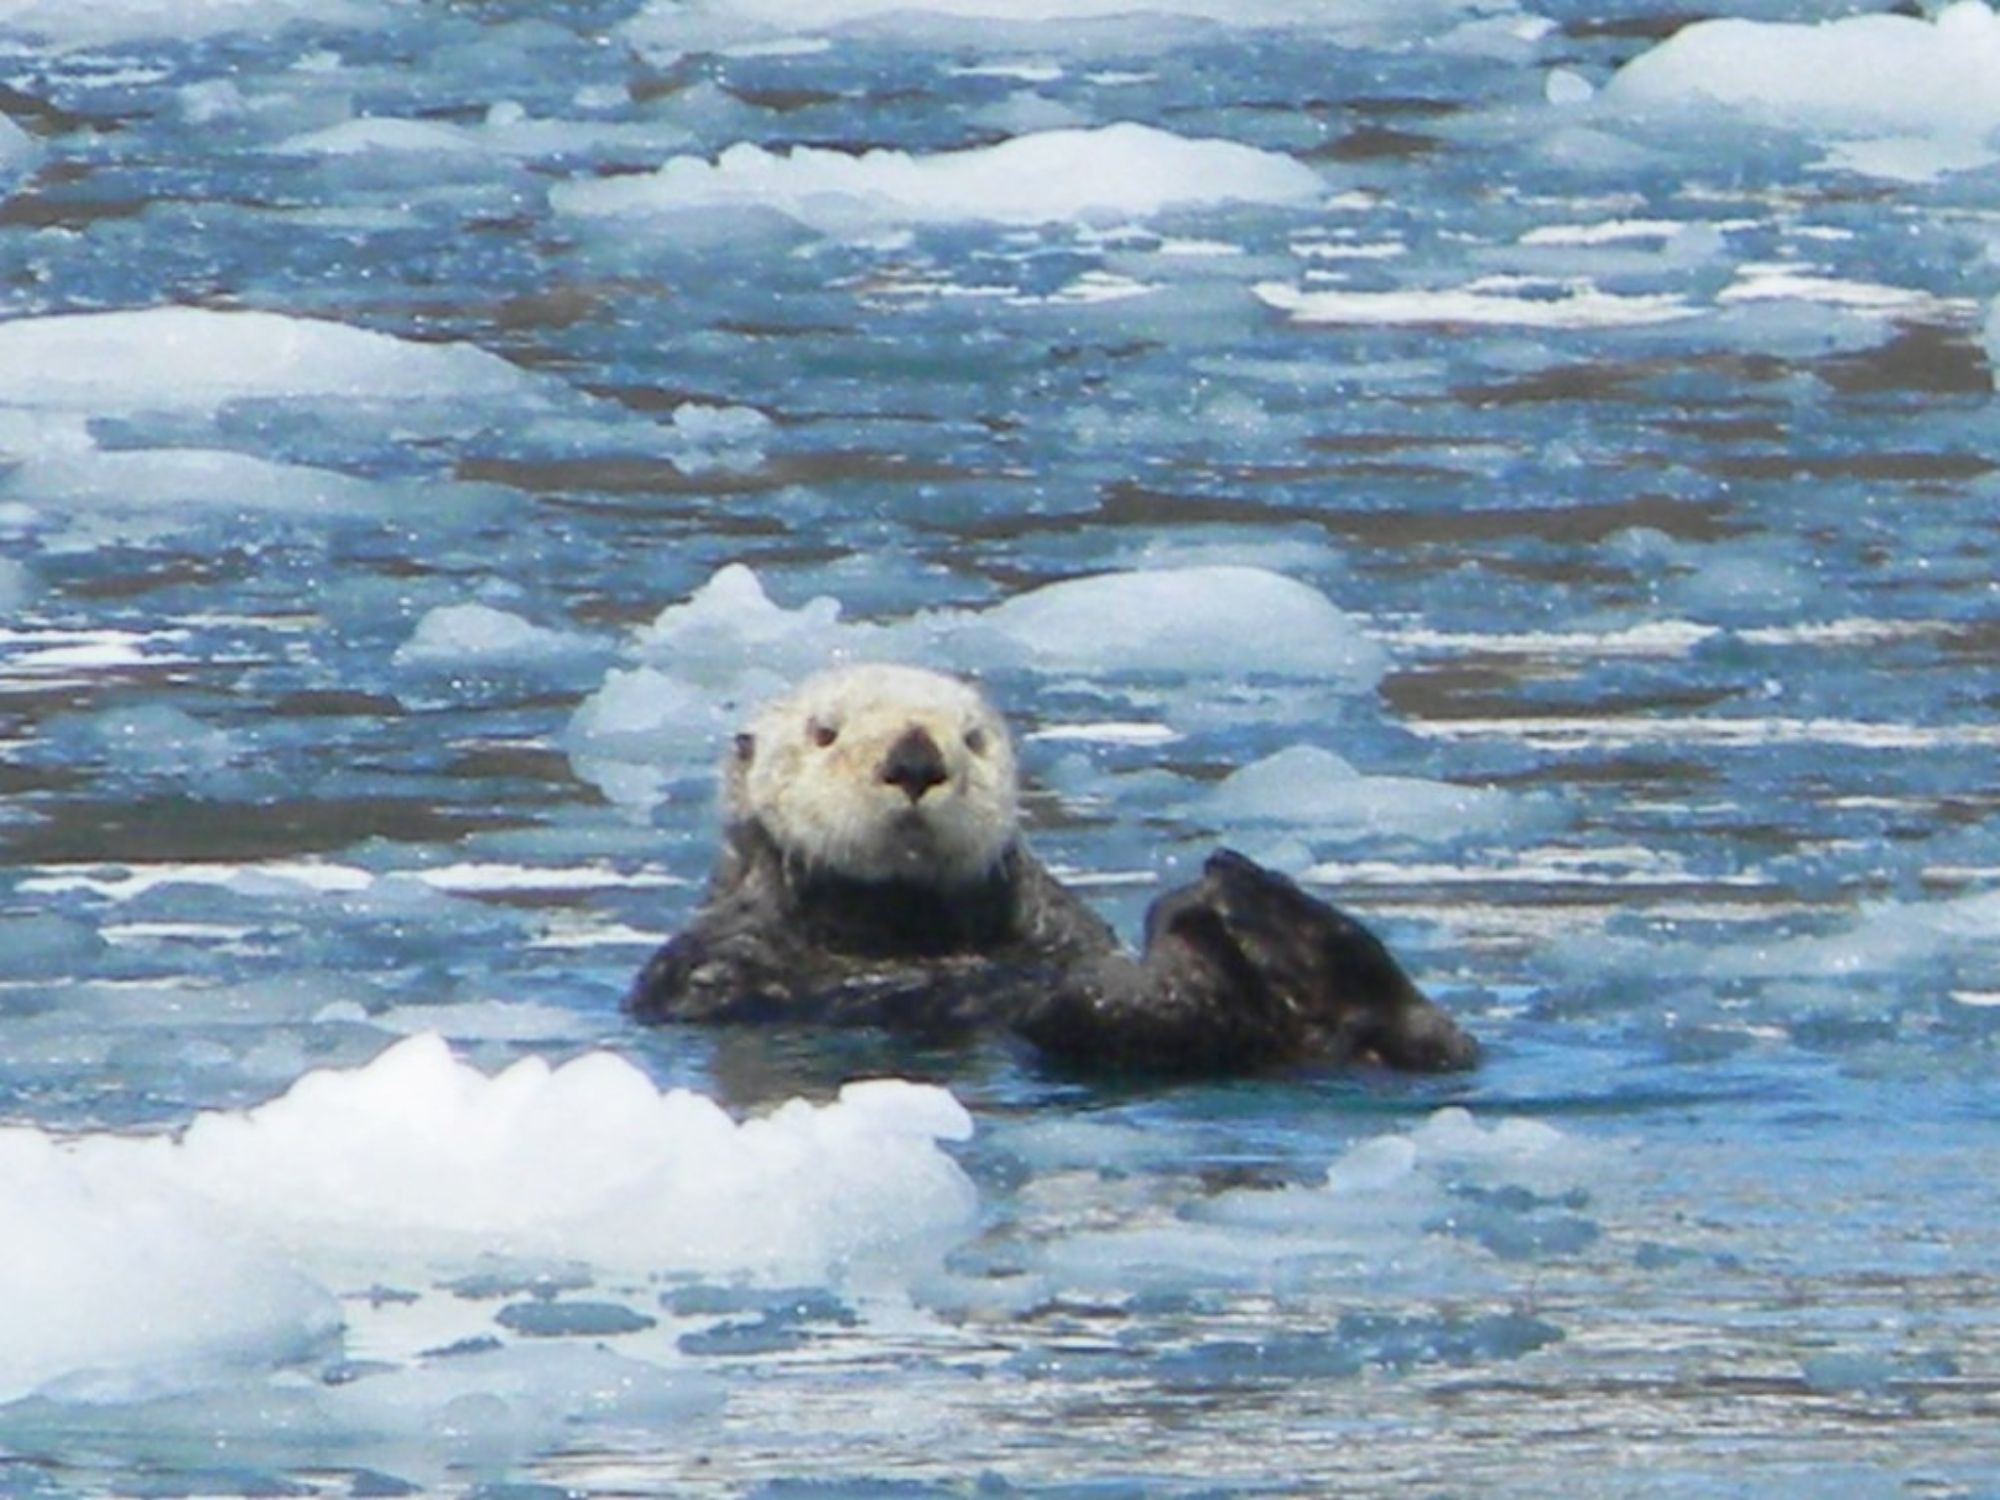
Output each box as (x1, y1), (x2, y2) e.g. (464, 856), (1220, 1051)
(729, 663), (1019, 885)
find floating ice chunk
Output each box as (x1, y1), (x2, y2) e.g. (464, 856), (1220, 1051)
(1206, 744), (1543, 844)
(0, 445), (397, 517)
(631, 563), (873, 683)
(563, 665), (752, 808)
(569, 563), (1380, 810)
(931, 565), (1382, 682)
(373, 998), (601, 1043)
(0, 111), (38, 183)
(625, 0), (1544, 58)
(0, 308), (535, 416)
(0, 1341), (713, 1474)
(1255, 278), (1699, 329)
(105, 1034), (977, 1283)
(68, 703), (243, 778)
(392, 603), (600, 670)
(0, 0), (388, 47)
(664, 400), (772, 470)
(565, 566), (861, 806)
(0, 555), (33, 613)
(0, 1129), (339, 1404)
(1717, 263), (1953, 317)
(1602, 2), (2000, 181)
(1985, 301), (2000, 387)
(0, 913), (105, 979)
(281, 117), (496, 158)
(1407, 1106), (1588, 1187)
(1041, 1107), (1609, 1296)
(277, 109), (695, 168)
(555, 124), (1322, 234)
(1544, 68), (1595, 108)
(1706, 888), (2000, 983)
(308, 1343), (708, 1454)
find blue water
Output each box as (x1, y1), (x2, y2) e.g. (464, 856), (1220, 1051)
(5, 0), (2000, 1494)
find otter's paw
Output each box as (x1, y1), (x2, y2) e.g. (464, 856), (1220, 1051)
(1182, 849), (1481, 1073)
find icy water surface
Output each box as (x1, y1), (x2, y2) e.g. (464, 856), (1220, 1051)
(4, 0), (2000, 1494)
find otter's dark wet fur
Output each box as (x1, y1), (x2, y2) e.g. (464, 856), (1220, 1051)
(627, 665), (1478, 1076)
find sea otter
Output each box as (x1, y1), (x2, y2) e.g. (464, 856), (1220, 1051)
(627, 663), (1478, 1076)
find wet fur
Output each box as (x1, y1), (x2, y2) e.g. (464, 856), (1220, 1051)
(628, 665), (1478, 1076)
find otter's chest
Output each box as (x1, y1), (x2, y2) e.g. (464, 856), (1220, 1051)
(792, 870), (1020, 959)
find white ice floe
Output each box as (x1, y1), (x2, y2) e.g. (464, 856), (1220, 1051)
(0, 446), (397, 516)
(1204, 744), (1547, 845)
(0, 1128), (340, 1406)
(1703, 888), (2000, 983)
(0, 112), (38, 182)
(631, 562), (850, 686)
(276, 107), (694, 168)
(1379, 618), (1722, 658)
(0, 557), (35, 614)
(392, 602), (601, 670)
(623, 0), (1547, 59)
(120, 1035), (978, 1279)
(0, 0), (390, 48)
(1255, 277), (1700, 329)
(938, 564), (1383, 680)
(0, 1035), (978, 1404)
(1717, 263), (1962, 318)
(1602, 1), (2000, 180)
(0, 307), (534, 415)
(555, 123), (1323, 234)
(566, 562), (1382, 812)
(1030, 1107), (1608, 1296)
(0, 308), (533, 537)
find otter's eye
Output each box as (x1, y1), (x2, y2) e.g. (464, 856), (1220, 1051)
(964, 726), (989, 756)
(810, 719), (839, 749)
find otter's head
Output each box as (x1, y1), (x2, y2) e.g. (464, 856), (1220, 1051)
(728, 663), (1020, 885)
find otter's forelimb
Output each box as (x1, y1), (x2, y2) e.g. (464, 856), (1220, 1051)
(1017, 850), (1479, 1075)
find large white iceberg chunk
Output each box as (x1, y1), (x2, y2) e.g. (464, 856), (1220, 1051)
(556, 123), (1323, 233)
(108, 1033), (978, 1283)
(1602, 2), (2000, 180)
(0, 1129), (340, 1405)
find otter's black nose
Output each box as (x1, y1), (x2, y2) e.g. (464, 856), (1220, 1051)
(879, 726), (949, 802)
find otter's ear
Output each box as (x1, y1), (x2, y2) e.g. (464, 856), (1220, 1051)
(733, 732), (756, 764)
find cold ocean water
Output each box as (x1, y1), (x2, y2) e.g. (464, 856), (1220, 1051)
(2, 0), (2000, 1493)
